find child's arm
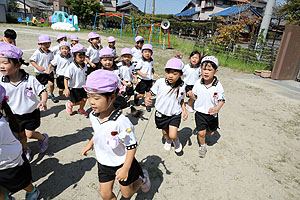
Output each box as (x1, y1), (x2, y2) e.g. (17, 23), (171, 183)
(136, 69), (147, 78)
(81, 137), (94, 156)
(46, 64), (53, 74)
(134, 74), (138, 84)
(36, 90), (48, 111)
(208, 101), (225, 115)
(152, 68), (160, 79)
(180, 100), (188, 121)
(64, 78), (70, 97)
(144, 92), (153, 106)
(30, 61), (45, 72)
(85, 57), (96, 68)
(115, 148), (136, 182)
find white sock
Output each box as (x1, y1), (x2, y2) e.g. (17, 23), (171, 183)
(200, 144), (207, 148)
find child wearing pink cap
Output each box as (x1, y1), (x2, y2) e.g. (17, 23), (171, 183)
(134, 44), (159, 112)
(70, 35), (79, 48)
(1, 42), (49, 161)
(81, 69), (151, 199)
(0, 85), (40, 200)
(30, 34), (58, 103)
(107, 36), (116, 56)
(145, 58), (187, 153)
(131, 36), (144, 64)
(64, 43), (88, 116)
(86, 32), (102, 75)
(51, 33), (67, 56)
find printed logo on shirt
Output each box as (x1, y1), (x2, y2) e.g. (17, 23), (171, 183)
(25, 86), (33, 98)
(213, 92), (218, 98)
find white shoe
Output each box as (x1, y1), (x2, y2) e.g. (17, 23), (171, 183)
(199, 146), (207, 158)
(173, 138), (182, 153)
(164, 139), (172, 151)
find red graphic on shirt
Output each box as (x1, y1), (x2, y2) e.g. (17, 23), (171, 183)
(213, 92), (218, 98)
(111, 131), (118, 136)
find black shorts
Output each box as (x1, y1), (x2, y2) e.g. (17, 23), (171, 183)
(126, 85), (134, 96)
(195, 111), (219, 132)
(0, 154), (32, 193)
(185, 85), (194, 94)
(69, 88), (87, 103)
(155, 111), (181, 131)
(14, 109), (41, 131)
(97, 158), (143, 186)
(136, 79), (153, 94)
(36, 72), (54, 85)
(56, 76), (65, 89)
(86, 62), (101, 76)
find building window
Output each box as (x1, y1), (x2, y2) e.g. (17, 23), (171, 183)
(216, 0), (223, 5)
(206, 0), (214, 8)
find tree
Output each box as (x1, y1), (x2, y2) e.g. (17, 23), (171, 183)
(8, 0), (18, 12)
(65, 0), (104, 27)
(279, 0), (300, 25)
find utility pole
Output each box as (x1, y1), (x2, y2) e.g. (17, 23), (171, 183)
(23, 0), (27, 18)
(152, 0), (155, 16)
(144, 0), (147, 14)
(258, 0), (276, 42)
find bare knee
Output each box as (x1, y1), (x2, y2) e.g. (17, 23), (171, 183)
(121, 191), (133, 199)
(198, 130), (206, 137)
(100, 190), (114, 200)
(25, 130), (34, 138)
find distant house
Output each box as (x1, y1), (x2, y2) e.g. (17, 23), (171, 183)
(48, 0), (69, 13)
(117, 0), (141, 14)
(0, 0), (8, 22)
(15, 0), (52, 18)
(100, 0), (118, 12)
(174, 0), (266, 21)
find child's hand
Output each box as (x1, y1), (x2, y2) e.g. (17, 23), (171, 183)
(65, 89), (70, 97)
(127, 82), (132, 87)
(90, 63), (96, 68)
(135, 79), (139, 85)
(37, 101), (47, 111)
(81, 144), (93, 156)
(186, 91), (193, 97)
(142, 73), (148, 77)
(208, 107), (218, 115)
(38, 66), (45, 72)
(182, 110), (188, 121)
(46, 69), (51, 74)
(145, 96), (152, 106)
(155, 74), (160, 79)
(115, 167), (129, 182)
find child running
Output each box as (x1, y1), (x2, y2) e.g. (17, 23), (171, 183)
(1, 29), (17, 45)
(107, 36), (116, 56)
(0, 42), (49, 161)
(0, 85), (40, 200)
(81, 69), (151, 199)
(145, 58), (187, 152)
(64, 43), (88, 116)
(30, 34), (58, 103)
(51, 33), (67, 56)
(134, 44), (159, 112)
(86, 32), (102, 75)
(191, 56), (225, 158)
(131, 36), (144, 65)
(183, 50), (202, 113)
(48, 41), (73, 97)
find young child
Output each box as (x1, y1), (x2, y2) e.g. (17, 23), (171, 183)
(131, 36), (144, 65)
(70, 35), (79, 48)
(192, 56), (225, 158)
(134, 44), (159, 112)
(30, 34), (58, 103)
(0, 42), (49, 161)
(183, 50), (202, 113)
(81, 69), (151, 199)
(48, 41), (73, 97)
(99, 47), (119, 75)
(86, 32), (102, 75)
(64, 43), (88, 116)
(145, 58), (187, 152)
(0, 85), (40, 200)
(107, 36), (116, 56)
(51, 33), (67, 56)
(1, 29), (17, 45)
(118, 48), (138, 99)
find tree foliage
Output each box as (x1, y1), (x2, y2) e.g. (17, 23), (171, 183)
(279, 0), (300, 25)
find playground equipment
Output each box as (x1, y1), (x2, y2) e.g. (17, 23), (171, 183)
(18, 16), (44, 25)
(49, 11), (79, 31)
(136, 23), (170, 48)
(92, 13), (135, 39)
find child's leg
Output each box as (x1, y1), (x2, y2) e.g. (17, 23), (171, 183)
(69, 102), (80, 107)
(23, 182), (34, 192)
(48, 80), (54, 95)
(136, 93), (144, 99)
(168, 125), (178, 140)
(198, 129), (207, 145)
(162, 129), (172, 151)
(18, 131), (28, 149)
(162, 129), (170, 139)
(79, 98), (87, 110)
(59, 89), (64, 96)
(119, 179), (143, 199)
(99, 180), (117, 200)
(25, 129), (45, 141)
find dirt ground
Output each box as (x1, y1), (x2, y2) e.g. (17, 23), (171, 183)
(0, 24), (299, 200)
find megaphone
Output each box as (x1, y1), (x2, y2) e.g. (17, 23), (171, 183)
(161, 20), (170, 30)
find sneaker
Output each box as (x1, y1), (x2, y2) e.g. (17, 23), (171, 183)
(141, 169), (151, 193)
(164, 139), (172, 151)
(198, 146), (207, 158)
(38, 133), (49, 153)
(65, 102), (73, 115)
(186, 105), (194, 113)
(25, 186), (40, 200)
(173, 138), (182, 153)
(23, 147), (31, 161)
(134, 94), (139, 105)
(146, 106), (151, 112)
(49, 94), (59, 103)
(78, 109), (88, 116)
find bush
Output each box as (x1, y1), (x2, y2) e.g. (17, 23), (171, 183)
(6, 14), (18, 23)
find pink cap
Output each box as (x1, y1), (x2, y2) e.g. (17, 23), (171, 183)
(83, 69), (119, 93)
(70, 35), (79, 41)
(56, 33), (67, 41)
(0, 42), (23, 59)
(135, 36), (144, 43)
(164, 58), (183, 71)
(107, 36), (116, 43)
(38, 34), (51, 43)
(142, 44), (153, 51)
(0, 85), (7, 103)
(88, 32), (101, 40)
(120, 48), (132, 56)
(201, 56), (219, 68)
(99, 47), (114, 58)
(59, 41), (70, 48)
(71, 43), (87, 53)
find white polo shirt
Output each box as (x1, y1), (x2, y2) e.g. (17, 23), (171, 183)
(192, 77), (226, 115)
(0, 115), (24, 170)
(150, 78), (186, 116)
(64, 61), (87, 89)
(50, 54), (73, 77)
(118, 62), (135, 82)
(131, 46), (142, 62)
(30, 48), (54, 74)
(182, 63), (201, 86)
(51, 45), (60, 56)
(135, 57), (154, 80)
(90, 110), (138, 166)
(108, 46), (117, 56)
(86, 45), (101, 64)
(0, 69), (45, 115)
